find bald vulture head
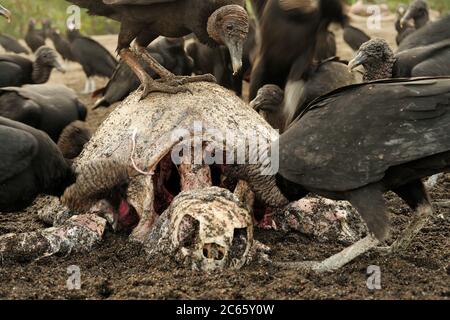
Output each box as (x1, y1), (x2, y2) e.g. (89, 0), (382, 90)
(251, 84), (284, 112)
(250, 84), (285, 130)
(0, 3), (11, 22)
(62, 159), (131, 212)
(35, 46), (66, 73)
(401, 0), (429, 28)
(348, 38), (395, 81)
(207, 5), (249, 74)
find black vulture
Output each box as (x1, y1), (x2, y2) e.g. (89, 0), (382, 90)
(186, 22), (256, 96)
(395, 4), (416, 45)
(0, 46), (65, 87)
(25, 19), (46, 53)
(94, 37), (193, 108)
(49, 29), (75, 62)
(398, 15), (450, 51)
(0, 33), (30, 54)
(349, 38), (450, 81)
(38, 19), (52, 40)
(0, 3), (11, 22)
(57, 120), (92, 159)
(231, 77), (450, 271)
(249, 0), (347, 100)
(66, 28), (118, 94)
(400, 0), (429, 30)
(0, 117), (76, 212)
(251, 57), (362, 132)
(0, 84), (87, 142)
(250, 84), (285, 129)
(343, 24), (370, 51)
(66, 0), (249, 99)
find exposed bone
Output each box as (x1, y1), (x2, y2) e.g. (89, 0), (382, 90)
(144, 187), (253, 271)
(0, 214), (106, 262)
(178, 147), (213, 191)
(127, 174), (157, 243)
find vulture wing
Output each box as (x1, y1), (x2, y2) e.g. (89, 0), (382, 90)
(279, 77), (450, 192)
(0, 120), (38, 184)
(394, 39), (450, 77)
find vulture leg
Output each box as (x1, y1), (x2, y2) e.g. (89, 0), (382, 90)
(89, 77), (96, 93)
(378, 180), (434, 254)
(120, 48), (191, 100)
(177, 145), (213, 191)
(136, 46), (216, 88)
(272, 235), (380, 273)
(81, 78), (91, 94)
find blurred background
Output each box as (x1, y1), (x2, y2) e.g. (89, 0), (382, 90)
(0, 0), (448, 37)
(0, 0), (120, 36)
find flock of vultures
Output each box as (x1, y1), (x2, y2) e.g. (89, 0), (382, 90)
(0, 0), (449, 274)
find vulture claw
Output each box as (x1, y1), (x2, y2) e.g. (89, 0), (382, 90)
(138, 81), (184, 100)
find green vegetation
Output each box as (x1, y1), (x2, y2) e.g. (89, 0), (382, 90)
(0, 0), (119, 38)
(346, 0), (450, 12)
(0, 0), (448, 39)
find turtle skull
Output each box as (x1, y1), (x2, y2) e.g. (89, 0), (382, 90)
(145, 187), (253, 271)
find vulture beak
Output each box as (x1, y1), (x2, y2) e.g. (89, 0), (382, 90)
(0, 4), (11, 23)
(93, 97), (107, 110)
(225, 39), (244, 75)
(53, 60), (66, 73)
(400, 8), (413, 27)
(348, 51), (367, 71)
(250, 95), (266, 111)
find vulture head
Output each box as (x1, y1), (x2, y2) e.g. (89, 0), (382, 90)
(35, 46), (66, 73)
(0, 3), (11, 22)
(57, 121), (92, 160)
(207, 4), (249, 75)
(28, 18), (38, 30)
(348, 38), (395, 81)
(62, 159), (135, 227)
(400, 0), (429, 27)
(250, 84), (286, 131)
(250, 84), (284, 113)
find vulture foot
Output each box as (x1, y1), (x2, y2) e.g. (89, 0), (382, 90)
(157, 74), (216, 90)
(136, 45), (216, 85)
(375, 202), (434, 255)
(138, 74), (191, 100)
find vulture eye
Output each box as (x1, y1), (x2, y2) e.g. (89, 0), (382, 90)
(226, 24), (233, 31)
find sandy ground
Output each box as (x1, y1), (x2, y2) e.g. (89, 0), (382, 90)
(0, 14), (449, 300)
